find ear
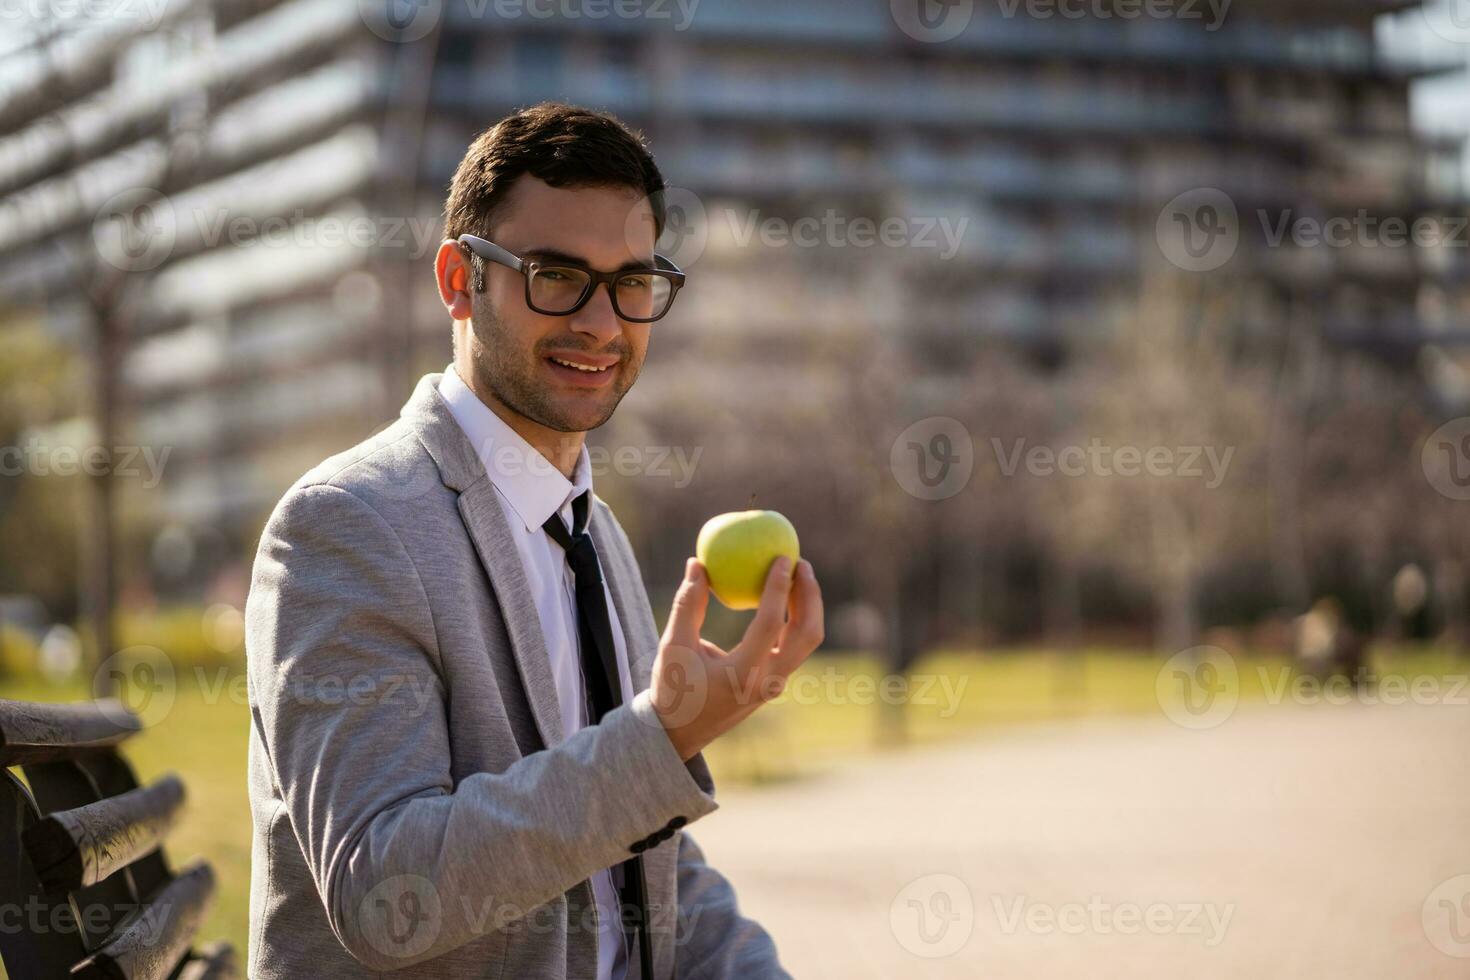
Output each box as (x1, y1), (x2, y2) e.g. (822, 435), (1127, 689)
(435, 239), (474, 320)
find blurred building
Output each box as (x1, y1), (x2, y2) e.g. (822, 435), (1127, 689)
(0, 0), (1466, 579)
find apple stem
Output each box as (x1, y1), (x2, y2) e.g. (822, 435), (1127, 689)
(748, 493), (757, 510)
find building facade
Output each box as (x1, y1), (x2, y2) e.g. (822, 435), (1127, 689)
(0, 0), (1464, 590)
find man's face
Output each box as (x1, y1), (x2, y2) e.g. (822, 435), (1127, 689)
(463, 176), (657, 434)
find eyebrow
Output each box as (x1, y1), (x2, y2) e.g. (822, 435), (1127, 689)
(519, 247), (656, 273)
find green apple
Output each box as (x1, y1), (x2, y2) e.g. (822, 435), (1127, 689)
(696, 510), (801, 610)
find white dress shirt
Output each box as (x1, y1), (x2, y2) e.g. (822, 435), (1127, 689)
(438, 366), (636, 980)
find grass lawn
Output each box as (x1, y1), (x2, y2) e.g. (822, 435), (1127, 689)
(1, 644), (1462, 961)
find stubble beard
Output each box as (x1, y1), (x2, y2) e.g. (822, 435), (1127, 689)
(467, 302), (639, 434)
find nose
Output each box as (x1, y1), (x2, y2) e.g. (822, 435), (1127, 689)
(568, 281), (623, 345)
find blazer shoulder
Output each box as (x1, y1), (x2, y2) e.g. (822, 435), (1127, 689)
(274, 419), (451, 527)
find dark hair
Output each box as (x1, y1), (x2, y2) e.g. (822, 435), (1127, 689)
(443, 102), (666, 292)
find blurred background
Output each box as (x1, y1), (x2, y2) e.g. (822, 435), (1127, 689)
(2, 0), (1470, 976)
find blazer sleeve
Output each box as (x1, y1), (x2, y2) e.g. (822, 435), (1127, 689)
(674, 831), (792, 979)
(245, 482), (719, 971)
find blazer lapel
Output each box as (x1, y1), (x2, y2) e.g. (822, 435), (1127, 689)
(457, 481), (565, 751)
(401, 371), (565, 752)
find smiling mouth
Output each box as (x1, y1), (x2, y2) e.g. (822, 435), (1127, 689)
(547, 355), (612, 374)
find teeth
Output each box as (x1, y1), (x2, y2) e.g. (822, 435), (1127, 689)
(551, 357), (607, 373)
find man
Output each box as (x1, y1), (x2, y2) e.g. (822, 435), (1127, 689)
(244, 103), (823, 979)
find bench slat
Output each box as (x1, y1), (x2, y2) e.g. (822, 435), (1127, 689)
(1, 699), (229, 980)
(0, 771), (89, 978)
(22, 759), (142, 950)
(177, 940), (239, 980)
(23, 774), (185, 893)
(71, 860), (216, 980)
(79, 753), (173, 899)
(0, 699), (142, 766)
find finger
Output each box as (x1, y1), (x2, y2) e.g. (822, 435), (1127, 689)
(733, 556), (794, 665)
(663, 558), (709, 649)
(784, 566), (802, 630)
(772, 560), (824, 674)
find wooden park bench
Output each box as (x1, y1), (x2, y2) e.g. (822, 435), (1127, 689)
(0, 697), (237, 979)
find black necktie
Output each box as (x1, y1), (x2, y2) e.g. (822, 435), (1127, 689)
(542, 492), (654, 980)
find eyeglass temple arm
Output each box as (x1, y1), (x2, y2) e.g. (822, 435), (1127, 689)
(462, 233), (684, 285)
(457, 234), (524, 272)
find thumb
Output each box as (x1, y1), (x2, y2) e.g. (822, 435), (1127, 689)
(663, 558), (709, 649)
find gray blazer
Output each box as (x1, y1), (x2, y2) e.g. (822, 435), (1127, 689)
(245, 372), (789, 979)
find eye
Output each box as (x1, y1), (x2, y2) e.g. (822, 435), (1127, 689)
(539, 268), (575, 282)
(618, 274), (653, 290)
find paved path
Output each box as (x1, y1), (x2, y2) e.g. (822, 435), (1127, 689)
(690, 701), (1470, 979)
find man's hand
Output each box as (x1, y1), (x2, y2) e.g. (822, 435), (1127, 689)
(650, 556), (824, 761)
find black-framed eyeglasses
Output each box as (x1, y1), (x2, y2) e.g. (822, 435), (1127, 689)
(457, 234), (685, 323)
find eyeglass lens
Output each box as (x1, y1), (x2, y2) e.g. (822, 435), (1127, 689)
(527, 265), (674, 320)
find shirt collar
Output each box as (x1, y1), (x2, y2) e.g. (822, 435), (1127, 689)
(437, 364), (593, 534)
